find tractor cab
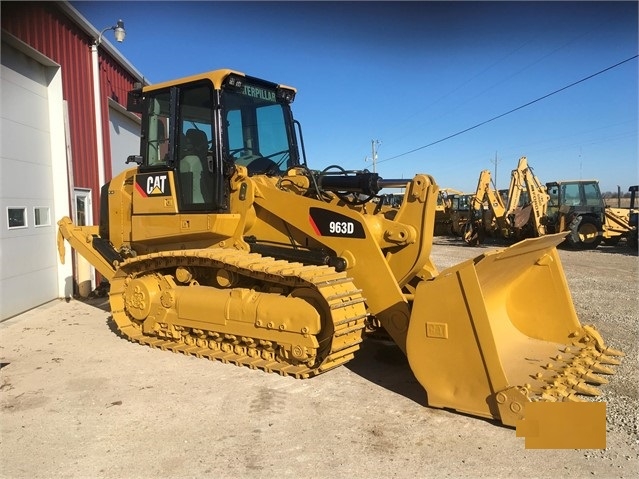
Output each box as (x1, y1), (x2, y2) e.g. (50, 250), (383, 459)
(546, 180), (605, 221)
(545, 180), (605, 248)
(126, 70), (301, 213)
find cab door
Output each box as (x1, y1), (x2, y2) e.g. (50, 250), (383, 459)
(130, 81), (236, 250)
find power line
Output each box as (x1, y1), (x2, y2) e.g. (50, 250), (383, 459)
(378, 54), (638, 165)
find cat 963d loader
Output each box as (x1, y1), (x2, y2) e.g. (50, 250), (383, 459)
(57, 69), (622, 429)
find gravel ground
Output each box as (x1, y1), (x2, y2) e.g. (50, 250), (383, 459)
(0, 237), (637, 478)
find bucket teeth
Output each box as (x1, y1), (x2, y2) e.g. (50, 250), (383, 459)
(552, 375), (601, 397)
(571, 354), (618, 373)
(539, 385), (590, 402)
(573, 382), (601, 397)
(579, 346), (622, 365)
(582, 371), (609, 385)
(597, 354), (622, 366)
(564, 367), (609, 385)
(590, 363), (616, 375)
(531, 350), (612, 402)
(602, 346), (624, 357)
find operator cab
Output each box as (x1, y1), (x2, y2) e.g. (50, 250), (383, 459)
(127, 70), (300, 213)
(546, 181), (604, 209)
(546, 180), (605, 228)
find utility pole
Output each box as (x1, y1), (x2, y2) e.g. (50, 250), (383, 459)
(490, 151), (500, 190)
(369, 139), (381, 173)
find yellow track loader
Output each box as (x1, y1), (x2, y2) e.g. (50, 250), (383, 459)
(58, 69), (622, 428)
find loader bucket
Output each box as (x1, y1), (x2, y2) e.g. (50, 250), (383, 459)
(406, 233), (622, 427)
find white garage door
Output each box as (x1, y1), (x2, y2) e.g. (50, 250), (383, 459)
(109, 100), (141, 179)
(0, 37), (71, 320)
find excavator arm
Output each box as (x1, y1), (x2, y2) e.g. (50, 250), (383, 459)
(522, 161), (550, 236)
(464, 169), (510, 244)
(505, 157), (527, 218)
(503, 156), (550, 239)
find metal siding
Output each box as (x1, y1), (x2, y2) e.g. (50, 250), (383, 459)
(99, 52), (140, 181)
(2, 1), (139, 220)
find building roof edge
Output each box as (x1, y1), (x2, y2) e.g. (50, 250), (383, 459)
(58, 1), (150, 85)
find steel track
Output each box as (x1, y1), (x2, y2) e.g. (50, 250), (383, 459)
(108, 248), (368, 378)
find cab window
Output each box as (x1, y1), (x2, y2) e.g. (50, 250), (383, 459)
(222, 83), (295, 175)
(145, 93), (170, 165)
(562, 184), (581, 206)
(583, 183), (603, 207)
(176, 84), (215, 210)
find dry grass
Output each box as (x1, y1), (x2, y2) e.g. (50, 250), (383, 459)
(604, 197), (632, 208)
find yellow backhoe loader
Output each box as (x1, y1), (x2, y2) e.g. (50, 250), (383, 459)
(545, 179), (635, 249)
(446, 191), (474, 236)
(463, 169), (509, 245)
(463, 157), (546, 245)
(628, 185), (638, 249)
(58, 69), (622, 428)
(601, 199), (636, 247)
(433, 188), (463, 236)
(464, 157), (635, 249)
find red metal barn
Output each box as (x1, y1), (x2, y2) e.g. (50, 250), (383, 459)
(1, 1), (146, 318)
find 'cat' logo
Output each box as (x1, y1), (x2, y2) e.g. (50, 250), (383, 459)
(135, 173), (171, 197)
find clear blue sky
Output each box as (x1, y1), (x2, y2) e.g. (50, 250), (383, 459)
(71, 1), (638, 193)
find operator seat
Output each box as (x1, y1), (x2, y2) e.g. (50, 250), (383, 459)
(186, 129), (209, 162)
(179, 131), (207, 204)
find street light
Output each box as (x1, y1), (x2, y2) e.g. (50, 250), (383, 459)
(85, 18), (126, 292)
(91, 19), (126, 191)
(97, 19), (126, 45)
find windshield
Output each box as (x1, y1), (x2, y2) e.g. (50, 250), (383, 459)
(559, 182), (603, 207)
(582, 182), (604, 207)
(222, 82), (297, 175)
